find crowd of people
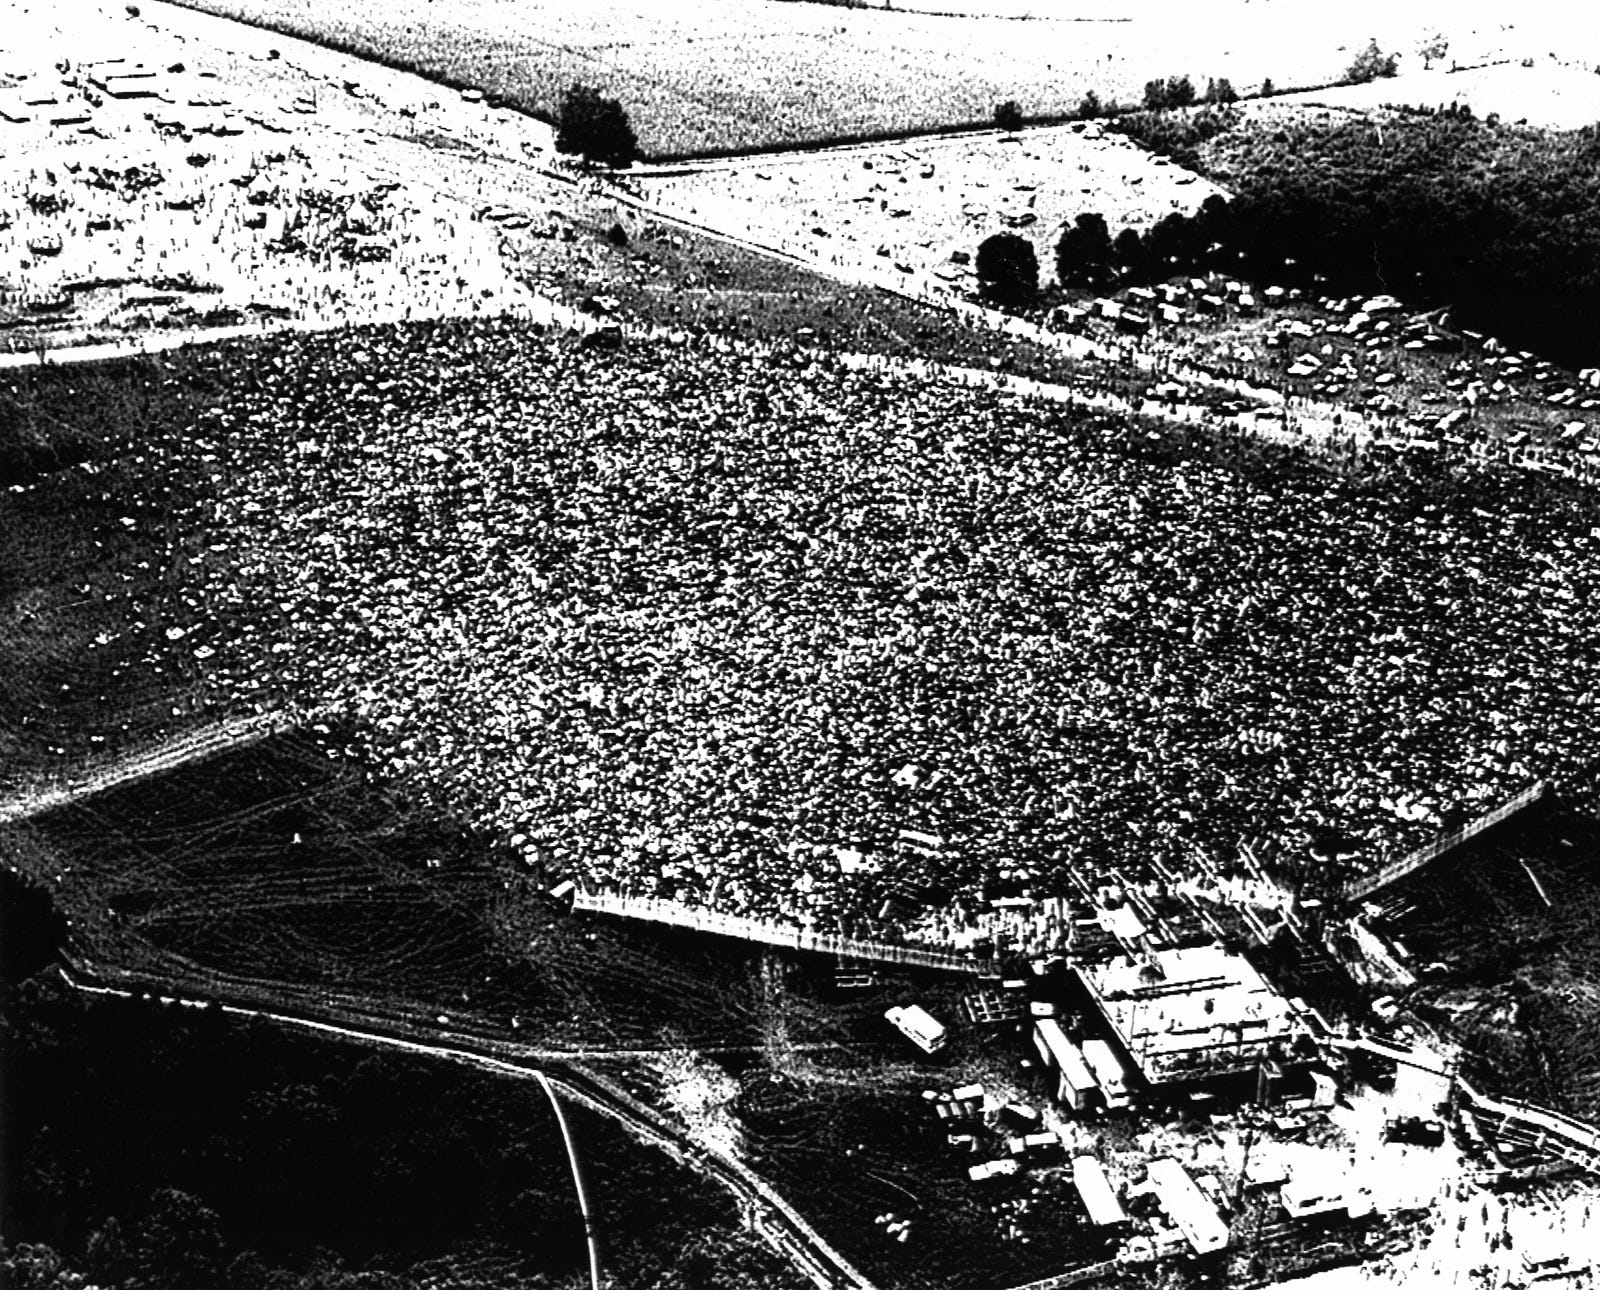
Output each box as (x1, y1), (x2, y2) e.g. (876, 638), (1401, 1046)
(125, 315), (1600, 936)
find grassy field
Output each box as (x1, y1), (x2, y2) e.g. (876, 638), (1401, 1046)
(164, 0), (1492, 158)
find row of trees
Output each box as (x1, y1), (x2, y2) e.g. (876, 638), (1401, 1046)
(1115, 104), (1600, 367)
(974, 192), (1236, 306)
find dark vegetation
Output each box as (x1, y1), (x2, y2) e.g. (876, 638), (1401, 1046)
(0, 868), (67, 985)
(554, 82), (638, 169)
(974, 231), (1038, 306)
(992, 100), (1024, 133)
(0, 976), (803, 1290)
(1113, 105), (1600, 368)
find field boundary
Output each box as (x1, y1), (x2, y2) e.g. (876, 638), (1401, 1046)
(572, 890), (985, 974)
(1340, 780), (1550, 905)
(0, 709), (305, 825)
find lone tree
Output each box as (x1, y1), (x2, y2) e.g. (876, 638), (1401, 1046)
(993, 100), (1024, 132)
(976, 232), (1039, 306)
(556, 83), (638, 168)
(1346, 39), (1398, 84)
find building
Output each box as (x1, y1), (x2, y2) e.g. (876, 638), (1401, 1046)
(1280, 1170), (1374, 1220)
(1077, 944), (1308, 1090)
(1072, 1156), (1129, 1227)
(886, 1004), (947, 1054)
(1081, 1038), (1134, 1109)
(1146, 1158), (1229, 1255)
(1033, 1018), (1100, 1111)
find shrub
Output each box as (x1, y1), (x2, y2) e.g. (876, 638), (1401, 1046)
(556, 83), (638, 168)
(1077, 90), (1103, 119)
(976, 232), (1039, 306)
(993, 100), (1024, 133)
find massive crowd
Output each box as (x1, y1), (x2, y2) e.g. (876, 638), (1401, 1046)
(120, 316), (1600, 935)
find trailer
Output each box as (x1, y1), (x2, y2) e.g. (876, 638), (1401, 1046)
(1082, 1038), (1134, 1110)
(1033, 1018), (1100, 1111)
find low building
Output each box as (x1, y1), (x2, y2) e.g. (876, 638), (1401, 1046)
(1147, 1158), (1229, 1255)
(1077, 944), (1309, 1091)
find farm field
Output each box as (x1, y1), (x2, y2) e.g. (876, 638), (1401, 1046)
(165, 0), (1593, 158)
(628, 121), (1228, 296)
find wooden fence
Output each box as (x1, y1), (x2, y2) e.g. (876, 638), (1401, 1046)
(1339, 780), (1549, 904)
(571, 891), (983, 974)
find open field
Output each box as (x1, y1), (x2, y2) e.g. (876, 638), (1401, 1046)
(629, 121), (1228, 296)
(1274, 60), (1600, 131)
(167, 0), (1599, 158)
(0, 0), (561, 352)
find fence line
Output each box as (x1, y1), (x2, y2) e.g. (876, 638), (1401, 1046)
(1456, 1076), (1600, 1173)
(571, 890), (983, 974)
(1339, 780), (1549, 904)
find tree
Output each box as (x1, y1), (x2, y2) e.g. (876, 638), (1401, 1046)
(993, 100), (1024, 132)
(1077, 90), (1102, 119)
(975, 232), (1039, 306)
(1143, 75), (1196, 111)
(1346, 39), (1398, 84)
(130, 1189), (226, 1290)
(1055, 212), (1113, 288)
(1112, 226), (1145, 277)
(1418, 32), (1449, 71)
(1260, 77), (1275, 97)
(555, 84), (638, 168)
(1144, 210), (1195, 270)
(1204, 77), (1238, 105)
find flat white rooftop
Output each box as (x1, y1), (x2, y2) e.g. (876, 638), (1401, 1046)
(1079, 944), (1302, 1084)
